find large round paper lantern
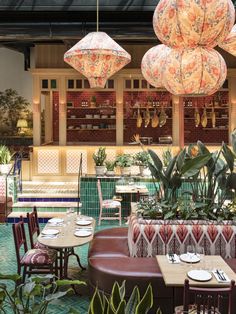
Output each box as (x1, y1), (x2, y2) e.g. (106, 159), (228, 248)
(153, 0), (235, 49)
(64, 32), (131, 88)
(141, 44), (170, 88)
(219, 24), (236, 56)
(163, 47), (227, 96)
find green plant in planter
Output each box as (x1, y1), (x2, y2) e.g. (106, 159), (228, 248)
(187, 140), (236, 220)
(137, 197), (163, 219)
(145, 137), (236, 221)
(0, 273), (85, 314)
(93, 147), (107, 166)
(134, 151), (151, 167)
(105, 160), (116, 171)
(0, 145), (12, 164)
(86, 280), (161, 314)
(115, 154), (133, 168)
(147, 146), (213, 219)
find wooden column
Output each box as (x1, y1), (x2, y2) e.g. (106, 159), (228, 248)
(116, 77), (124, 145)
(32, 76), (41, 146)
(228, 77), (236, 144)
(59, 76), (67, 145)
(172, 95), (184, 148)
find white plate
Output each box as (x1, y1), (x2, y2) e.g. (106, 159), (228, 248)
(48, 218), (64, 224)
(76, 220), (92, 226)
(187, 270), (212, 282)
(180, 253), (200, 263)
(42, 229), (59, 236)
(74, 230), (92, 237)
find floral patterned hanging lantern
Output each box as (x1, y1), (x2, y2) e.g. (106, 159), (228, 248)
(64, 32), (131, 88)
(219, 24), (236, 56)
(153, 0), (235, 49)
(163, 47), (227, 96)
(141, 44), (170, 88)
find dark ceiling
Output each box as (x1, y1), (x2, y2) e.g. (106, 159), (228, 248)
(0, 0), (160, 53)
(1, 0), (236, 70)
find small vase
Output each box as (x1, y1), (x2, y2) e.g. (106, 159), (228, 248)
(0, 164), (12, 175)
(95, 166), (106, 176)
(120, 167), (131, 176)
(106, 170), (115, 177)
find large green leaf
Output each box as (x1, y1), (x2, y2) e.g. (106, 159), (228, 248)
(88, 288), (104, 314)
(116, 300), (126, 314)
(56, 280), (86, 287)
(181, 154), (212, 178)
(148, 150), (163, 171)
(197, 141), (210, 155)
(231, 132), (236, 154)
(148, 162), (161, 181)
(0, 273), (21, 282)
(135, 284), (153, 314)
(45, 291), (69, 301)
(165, 155), (177, 179)
(222, 143), (235, 172)
(22, 281), (36, 295)
(111, 282), (122, 310)
(198, 141), (218, 173)
(176, 148), (186, 172)
(118, 281), (126, 300)
(148, 163), (169, 189)
(125, 286), (140, 314)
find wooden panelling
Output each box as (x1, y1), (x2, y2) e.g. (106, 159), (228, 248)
(35, 44), (69, 68)
(35, 44), (154, 69)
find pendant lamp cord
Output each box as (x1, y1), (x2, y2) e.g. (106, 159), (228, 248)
(96, 0), (99, 32)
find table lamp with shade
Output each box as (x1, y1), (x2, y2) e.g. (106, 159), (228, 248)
(16, 118), (28, 135)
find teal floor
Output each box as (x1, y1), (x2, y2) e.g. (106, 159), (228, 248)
(0, 220), (126, 314)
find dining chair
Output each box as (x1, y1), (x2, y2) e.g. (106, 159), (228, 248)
(12, 217), (58, 282)
(27, 206), (46, 249)
(175, 278), (235, 314)
(97, 179), (122, 225)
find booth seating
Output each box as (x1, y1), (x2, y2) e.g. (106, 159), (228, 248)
(88, 216), (236, 314)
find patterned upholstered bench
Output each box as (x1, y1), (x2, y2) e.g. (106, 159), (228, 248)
(88, 218), (236, 314)
(128, 214), (236, 258)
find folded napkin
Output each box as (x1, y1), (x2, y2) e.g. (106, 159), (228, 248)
(166, 254), (180, 264)
(212, 269), (230, 283)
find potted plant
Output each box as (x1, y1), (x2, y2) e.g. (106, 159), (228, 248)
(0, 145), (12, 174)
(93, 147), (107, 175)
(115, 153), (133, 176)
(137, 197), (163, 219)
(88, 280), (158, 314)
(105, 160), (116, 176)
(134, 151), (151, 176)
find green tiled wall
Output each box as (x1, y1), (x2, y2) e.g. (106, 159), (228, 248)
(80, 176), (157, 218)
